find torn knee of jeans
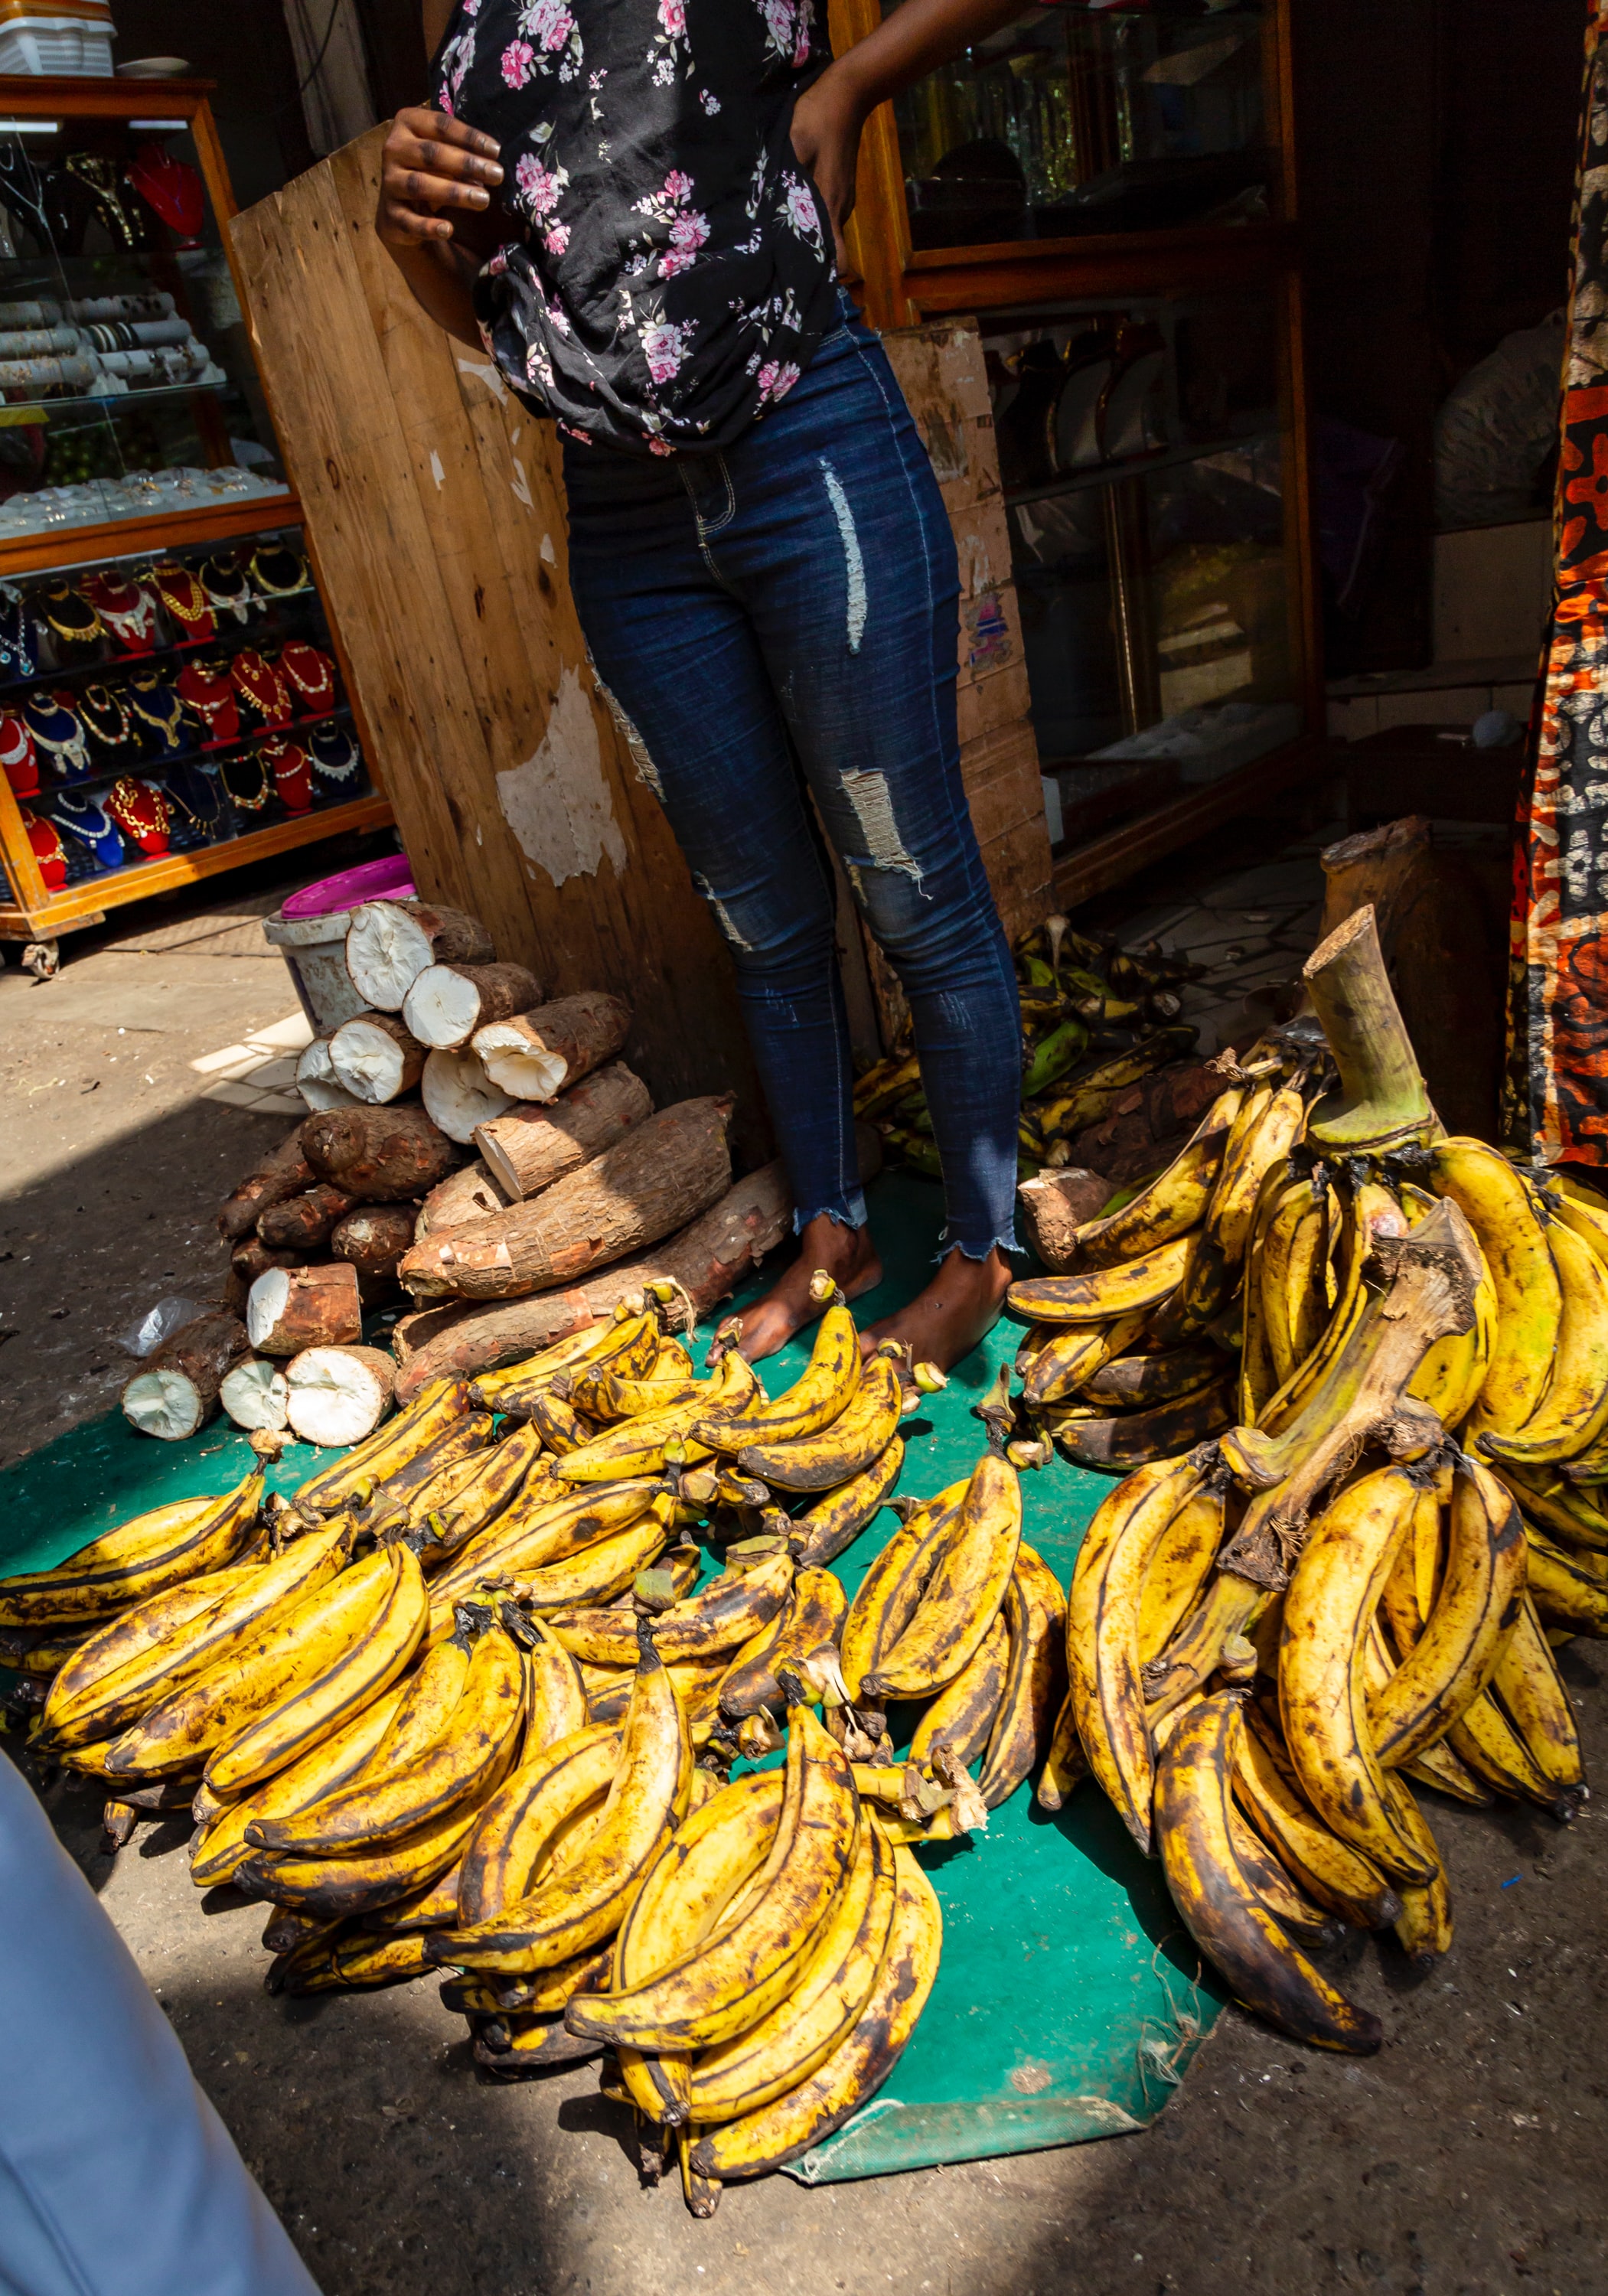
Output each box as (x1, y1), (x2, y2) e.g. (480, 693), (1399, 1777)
(588, 661), (665, 798)
(819, 458), (868, 654)
(691, 871), (753, 952)
(839, 768), (921, 886)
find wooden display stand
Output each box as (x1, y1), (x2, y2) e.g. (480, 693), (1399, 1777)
(0, 78), (390, 975)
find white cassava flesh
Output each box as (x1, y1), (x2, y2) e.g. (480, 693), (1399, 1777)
(421, 1047), (514, 1145)
(247, 1264), (363, 1357)
(295, 1039), (360, 1113)
(402, 962), (543, 1052)
(285, 1345), (395, 1447)
(119, 1311), (249, 1442)
(220, 1355), (291, 1432)
(328, 1014), (426, 1106)
(471, 990), (631, 1103)
(122, 1368), (211, 1441)
(344, 901), (495, 1012)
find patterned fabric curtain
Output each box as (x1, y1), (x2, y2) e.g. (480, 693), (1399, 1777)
(1507, 0), (1608, 1160)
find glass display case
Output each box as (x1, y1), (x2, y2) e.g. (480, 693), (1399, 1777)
(836, 0), (1316, 910)
(0, 76), (388, 974)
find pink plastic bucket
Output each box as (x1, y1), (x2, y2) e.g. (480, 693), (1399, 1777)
(280, 854), (415, 921)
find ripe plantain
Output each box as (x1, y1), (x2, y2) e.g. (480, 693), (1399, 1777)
(1137, 1487), (1225, 1665)
(419, 1420), (548, 1551)
(1049, 1383), (1235, 1473)
(425, 1620), (690, 1973)
(1020, 1322), (1124, 1410)
(1522, 1528), (1608, 1636)
(188, 1682), (409, 1890)
(1068, 1451), (1215, 1851)
(690, 1816), (893, 2128)
(1429, 1140), (1560, 1437)
(1209, 1080), (1308, 1264)
(1368, 1456), (1525, 1768)
(240, 1786), (499, 1922)
(293, 1378), (469, 1514)
(555, 1352), (755, 1482)
(1489, 1592), (1585, 1808)
(516, 1502), (675, 1616)
(1034, 1685), (1088, 1810)
(976, 1543), (1068, 1809)
(1065, 1090), (1241, 1270)
(860, 1456), (1021, 1703)
(38, 1567), (261, 1742)
(1380, 1772), (1452, 1965)
(609, 1769), (788, 2128)
(736, 1351), (903, 1492)
(1254, 1178), (1406, 1437)
(251, 1612), (526, 1854)
(0, 1470), (264, 1629)
(1491, 1463), (1608, 1553)
(1156, 1693), (1381, 2052)
(1277, 1468), (1437, 1883)
(1007, 1233), (1195, 1326)
(425, 1478), (661, 1631)
(544, 1548), (794, 1668)
(838, 1479), (969, 1701)
(1084, 1344), (1223, 1413)
(1228, 1797), (1345, 1951)
(330, 1932), (435, 1991)
(686, 1836), (940, 2182)
(1447, 1683), (1576, 1815)
(787, 1438), (904, 1570)
(719, 1568), (846, 1722)
(908, 1614), (1008, 1771)
(1480, 1219), (1608, 1464)
(452, 1722), (621, 1930)
(564, 1703), (855, 2053)
(1143, 1567), (1265, 1724)
(694, 1283), (859, 1450)
(1234, 1707), (1402, 1929)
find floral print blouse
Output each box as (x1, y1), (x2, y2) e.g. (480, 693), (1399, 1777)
(431, 0), (840, 456)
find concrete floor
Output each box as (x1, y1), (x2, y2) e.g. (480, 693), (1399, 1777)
(4, 832), (1606, 2296)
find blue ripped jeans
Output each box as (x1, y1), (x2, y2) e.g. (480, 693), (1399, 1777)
(560, 299), (1022, 1261)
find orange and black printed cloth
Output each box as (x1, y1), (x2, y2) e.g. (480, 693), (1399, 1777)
(1508, 0), (1608, 1159)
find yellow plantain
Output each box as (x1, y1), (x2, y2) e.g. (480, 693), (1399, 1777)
(1481, 1220), (1608, 1464)
(908, 1614), (1007, 1770)
(736, 1352), (903, 1492)
(189, 1683), (410, 1890)
(1235, 1707), (1402, 1929)
(1381, 1773), (1452, 1966)
(838, 1479), (967, 1701)
(1489, 1593), (1585, 1806)
(39, 1567), (261, 1740)
(239, 1788), (495, 1922)
(1209, 1079), (1307, 1264)
(424, 1478), (661, 1630)
(860, 1456), (1020, 1702)
(1261, 1178), (1319, 1388)
(330, 1932), (435, 1990)
(0, 1471), (264, 1629)
(1006, 1233), (1194, 1326)
(720, 1568), (847, 1721)
(41, 1524), (350, 1753)
(471, 1309), (651, 1407)
(1021, 1322), (1119, 1410)
(521, 1619), (589, 1753)
(425, 1619), (690, 1973)
(517, 1504), (674, 1615)
(452, 1722), (621, 1929)
(1277, 1467), (1437, 1883)
(1523, 1528), (1608, 1635)
(419, 1420), (548, 1550)
(1447, 1684), (1575, 1814)
(1228, 1798), (1344, 1950)
(1143, 1567), (1265, 1724)
(690, 1815), (893, 2127)
(438, 1941), (615, 2019)
(293, 1377), (468, 1512)
(1368, 1456), (1525, 1768)
(564, 1703), (854, 2052)
(611, 1769), (788, 2127)
(1066, 1089), (1241, 1270)
(1489, 1463), (1608, 1554)
(1136, 1486), (1225, 1665)
(787, 1437), (904, 1570)
(1156, 1693), (1381, 2052)
(685, 1838), (940, 2181)
(252, 1614), (525, 1854)
(1034, 1684), (1088, 1810)
(554, 1352), (753, 1483)
(544, 1548), (794, 1668)
(977, 1544), (1068, 1809)
(1067, 1451), (1215, 1851)
(694, 1287), (859, 1450)
(1429, 1140), (1559, 1437)
(1255, 1179), (1405, 1436)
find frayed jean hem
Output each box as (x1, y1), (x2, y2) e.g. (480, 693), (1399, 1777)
(793, 1192), (869, 1238)
(936, 1225), (1021, 1264)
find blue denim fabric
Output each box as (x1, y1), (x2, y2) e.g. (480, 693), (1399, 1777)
(560, 296), (1023, 1259)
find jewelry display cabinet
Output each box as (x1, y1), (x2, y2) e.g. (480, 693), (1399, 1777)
(840, 0), (1320, 912)
(0, 77), (388, 976)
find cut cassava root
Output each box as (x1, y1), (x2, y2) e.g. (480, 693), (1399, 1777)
(344, 899), (496, 1012)
(403, 962), (543, 1052)
(421, 1047), (514, 1146)
(220, 1355), (291, 1433)
(397, 1095), (733, 1302)
(416, 1161), (509, 1237)
(471, 990), (631, 1102)
(246, 1264), (363, 1357)
(475, 1061), (651, 1201)
(294, 1040), (359, 1113)
(328, 1013), (427, 1107)
(120, 1312), (251, 1442)
(284, 1346), (396, 1448)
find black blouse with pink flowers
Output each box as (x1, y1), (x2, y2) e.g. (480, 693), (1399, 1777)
(430, 0), (840, 457)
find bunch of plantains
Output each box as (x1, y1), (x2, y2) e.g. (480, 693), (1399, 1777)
(1018, 905), (1608, 2053)
(855, 913), (1200, 1182)
(0, 1277), (1060, 2214)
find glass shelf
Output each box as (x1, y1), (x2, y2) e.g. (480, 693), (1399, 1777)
(886, 0), (1271, 251)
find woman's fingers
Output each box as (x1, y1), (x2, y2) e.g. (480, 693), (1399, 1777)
(378, 106), (502, 244)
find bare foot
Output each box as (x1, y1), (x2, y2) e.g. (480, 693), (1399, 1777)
(722, 1213), (883, 1364)
(861, 1245), (1015, 1376)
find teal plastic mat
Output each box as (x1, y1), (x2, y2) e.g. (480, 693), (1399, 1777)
(0, 1171), (1220, 2179)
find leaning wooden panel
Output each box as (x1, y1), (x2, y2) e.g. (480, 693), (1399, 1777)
(229, 132), (768, 1155)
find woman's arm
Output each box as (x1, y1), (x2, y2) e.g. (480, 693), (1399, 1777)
(376, 106), (505, 345)
(791, 0), (1026, 265)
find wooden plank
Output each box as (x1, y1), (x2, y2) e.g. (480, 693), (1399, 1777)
(230, 135), (770, 1162)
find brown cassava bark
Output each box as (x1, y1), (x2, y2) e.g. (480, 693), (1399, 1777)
(258, 1183), (359, 1253)
(471, 990), (631, 1101)
(1016, 1168), (1117, 1270)
(397, 1095), (732, 1301)
(119, 1313), (250, 1437)
(390, 1154), (791, 1400)
(416, 1161), (510, 1236)
(248, 1263), (364, 1356)
(475, 1061), (652, 1200)
(330, 1204), (418, 1280)
(302, 1104), (460, 1202)
(216, 1127), (312, 1241)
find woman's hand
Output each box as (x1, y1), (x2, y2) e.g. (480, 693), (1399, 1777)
(790, 73), (866, 273)
(377, 106), (503, 248)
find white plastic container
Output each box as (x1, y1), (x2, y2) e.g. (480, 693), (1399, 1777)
(261, 856), (417, 1034)
(0, 3), (115, 76)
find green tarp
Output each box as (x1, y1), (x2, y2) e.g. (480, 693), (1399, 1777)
(0, 1172), (1219, 2181)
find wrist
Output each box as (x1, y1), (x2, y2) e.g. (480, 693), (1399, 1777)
(807, 55), (876, 129)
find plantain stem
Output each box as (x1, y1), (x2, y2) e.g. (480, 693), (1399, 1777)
(1302, 906), (1439, 1153)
